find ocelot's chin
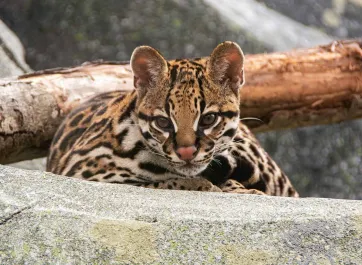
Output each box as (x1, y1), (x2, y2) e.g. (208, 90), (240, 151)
(174, 163), (209, 177)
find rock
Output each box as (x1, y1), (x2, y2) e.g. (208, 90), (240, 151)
(0, 20), (31, 77)
(203, 0), (333, 51)
(0, 165), (362, 264)
(258, 120), (362, 200)
(258, 0), (362, 39)
(0, 0), (268, 70)
(9, 158), (47, 172)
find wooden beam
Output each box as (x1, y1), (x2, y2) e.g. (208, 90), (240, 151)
(1, 39), (362, 164)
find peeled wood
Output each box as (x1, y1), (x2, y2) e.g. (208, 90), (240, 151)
(242, 39), (362, 132)
(1, 39), (362, 164)
(0, 62), (134, 164)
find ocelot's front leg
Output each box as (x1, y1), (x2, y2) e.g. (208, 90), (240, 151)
(200, 146), (271, 195)
(146, 178), (265, 195)
(141, 177), (265, 195)
(141, 178), (222, 192)
(219, 179), (266, 195)
(222, 138), (271, 195)
(206, 124), (299, 197)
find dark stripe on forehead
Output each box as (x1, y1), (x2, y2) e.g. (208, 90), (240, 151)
(169, 98), (175, 110)
(165, 101), (170, 116)
(165, 64), (180, 116)
(199, 99), (206, 114)
(138, 112), (154, 121)
(165, 97), (176, 117)
(189, 60), (205, 69)
(196, 69), (204, 95)
(170, 65), (179, 88)
(219, 111), (238, 119)
(196, 69), (206, 113)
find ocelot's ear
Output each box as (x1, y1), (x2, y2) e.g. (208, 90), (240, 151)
(131, 46), (168, 97)
(207, 42), (244, 95)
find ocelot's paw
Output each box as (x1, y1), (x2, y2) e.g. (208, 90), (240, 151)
(145, 178), (222, 192)
(219, 179), (266, 195)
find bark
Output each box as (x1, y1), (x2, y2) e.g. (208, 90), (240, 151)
(1, 39), (362, 164)
(241, 39), (362, 132)
(0, 62), (134, 164)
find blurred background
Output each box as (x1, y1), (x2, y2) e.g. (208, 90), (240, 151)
(1, 0), (362, 199)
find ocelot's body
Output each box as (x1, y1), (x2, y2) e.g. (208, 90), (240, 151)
(47, 42), (298, 197)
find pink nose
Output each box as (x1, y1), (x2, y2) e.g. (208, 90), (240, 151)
(176, 146), (197, 161)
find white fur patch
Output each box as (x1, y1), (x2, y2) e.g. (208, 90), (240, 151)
(170, 114), (178, 132)
(115, 118), (135, 134)
(193, 113), (200, 131)
(223, 118), (239, 133)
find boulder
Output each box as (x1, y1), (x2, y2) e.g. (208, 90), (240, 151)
(203, 0), (333, 51)
(1, 165), (361, 264)
(0, 20), (31, 78)
(259, 0), (362, 39)
(0, 0), (268, 70)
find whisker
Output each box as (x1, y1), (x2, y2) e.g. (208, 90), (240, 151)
(240, 117), (264, 123)
(213, 159), (222, 167)
(146, 148), (167, 158)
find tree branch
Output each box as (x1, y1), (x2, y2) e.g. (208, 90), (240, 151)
(1, 39), (362, 164)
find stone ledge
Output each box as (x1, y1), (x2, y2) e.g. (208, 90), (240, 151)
(0, 20), (32, 78)
(0, 165), (361, 264)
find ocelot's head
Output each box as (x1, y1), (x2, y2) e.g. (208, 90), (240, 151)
(131, 42), (244, 176)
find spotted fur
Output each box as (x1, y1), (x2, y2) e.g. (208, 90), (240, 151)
(47, 42), (298, 197)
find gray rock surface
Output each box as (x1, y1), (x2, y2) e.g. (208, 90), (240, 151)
(203, 0), (333, 51)
(0, 0), (268, 70)
(258, 0), (362, 39)
(1, 165), (362, 264)
(9, 158), (47, 172)
(258, 120), (362, 200)
(0, 20), (31, 77)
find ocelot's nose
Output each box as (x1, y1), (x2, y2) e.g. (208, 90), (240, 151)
(176, 145), (198, 161)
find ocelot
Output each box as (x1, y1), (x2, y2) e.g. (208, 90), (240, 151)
(47, 42), (298, 197)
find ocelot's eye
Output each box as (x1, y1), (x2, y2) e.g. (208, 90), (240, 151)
(199, 113), (218, 128)
(155, 117), (172, 130)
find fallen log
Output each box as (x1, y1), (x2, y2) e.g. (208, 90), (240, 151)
(1, 39), (362, 164)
